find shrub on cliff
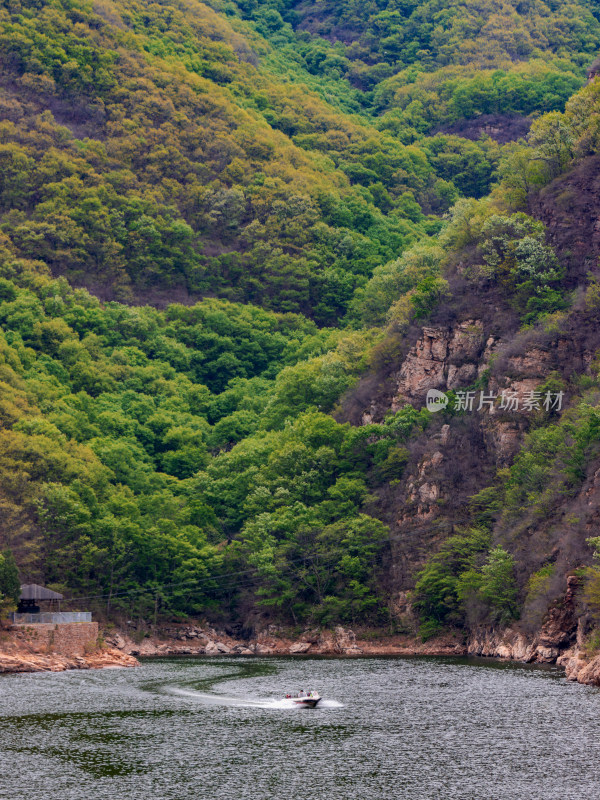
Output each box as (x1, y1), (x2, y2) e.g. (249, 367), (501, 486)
(476, 213), (566, 322)
(457, 547), (519, 627)
(413, 528), (490, 637)
(583, 537), (600, 623)
(414, 532), (520, 637)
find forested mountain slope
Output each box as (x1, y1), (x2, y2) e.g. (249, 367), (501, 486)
(343, 77), (600, 639)
(232, 0), (596, 129)
(1, 0), (600, 644)
(0, 0), (442, 322)
(1, 0), (596, 321)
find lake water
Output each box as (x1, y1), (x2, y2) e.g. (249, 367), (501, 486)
(1, 655), (599, 799)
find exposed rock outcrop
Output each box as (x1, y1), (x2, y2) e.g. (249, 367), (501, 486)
(101, 619), (600, 687)
(465, 577), (600, 687)
(465, 623), (600, 688)
(391, 320), (486, 406)
(468, 628), (537, 662)
(538, 575), (579, 650)
(433, 113), (532, 144)
(105, 623), (468, 659)
(565, 654), (600, 685)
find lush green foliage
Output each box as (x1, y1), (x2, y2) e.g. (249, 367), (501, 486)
(352, 198), (565, 329)
(275, 0), (600, 73)
(413, 529), (519, 637)
(2, 0), (600, 631)
(0, 0), (448, 323)
(0, 0), (595, 326)
(197, 405), (427, 622)
(233, 0), (595, 137)
(0, 235), (433, 622)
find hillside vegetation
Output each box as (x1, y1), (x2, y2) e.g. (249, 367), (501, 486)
(2, 0), (600, 637)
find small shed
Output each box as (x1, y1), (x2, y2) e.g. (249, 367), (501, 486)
(587, 57), (600, 82)
(17, 584), (63, 615)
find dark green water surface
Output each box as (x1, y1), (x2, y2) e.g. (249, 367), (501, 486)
(1, 655), (598, 799)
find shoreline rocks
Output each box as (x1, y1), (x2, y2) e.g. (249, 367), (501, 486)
(0, 646), (139, 674)
(2, 616), (599, 688)
(105, 625), (469, 661)
(105, 619), (600, 689)
(0, 621), (140, 674)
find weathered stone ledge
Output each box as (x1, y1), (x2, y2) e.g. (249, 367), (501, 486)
(463, 576), (600, 688)
(4, 617), (597, 686)
(466, 626), (600, 687)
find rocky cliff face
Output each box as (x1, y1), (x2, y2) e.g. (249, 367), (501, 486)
(360, 316), (542, 588)
(391, 319), (488, 406)
(364, 306), (600, 651)
(465, 576), (600, 687)
(468, 576), (580, 663)
(341, 152), (600, 674)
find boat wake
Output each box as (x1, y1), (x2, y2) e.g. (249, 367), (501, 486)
(258, 697), (343, 710)
(166, 687), (343, 709)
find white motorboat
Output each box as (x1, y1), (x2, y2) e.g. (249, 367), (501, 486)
(286, 691), (321, 708)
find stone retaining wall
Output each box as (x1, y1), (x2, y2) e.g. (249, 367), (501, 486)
(10, 622), (99, 657)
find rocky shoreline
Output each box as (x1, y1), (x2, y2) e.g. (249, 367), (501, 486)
(2, 586), (599, 686)
(1, 622), (599, 686)
(0, 642), (139, 674)
(0, 621), (139, 674)
(105, 624), (467, 660)
(104, 617), (600, 688)
(468, 627), (600, 686)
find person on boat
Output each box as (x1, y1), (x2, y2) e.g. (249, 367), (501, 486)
(298, 689), (305, 697)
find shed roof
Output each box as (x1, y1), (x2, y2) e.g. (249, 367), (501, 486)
(19, 584), (64, 601)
